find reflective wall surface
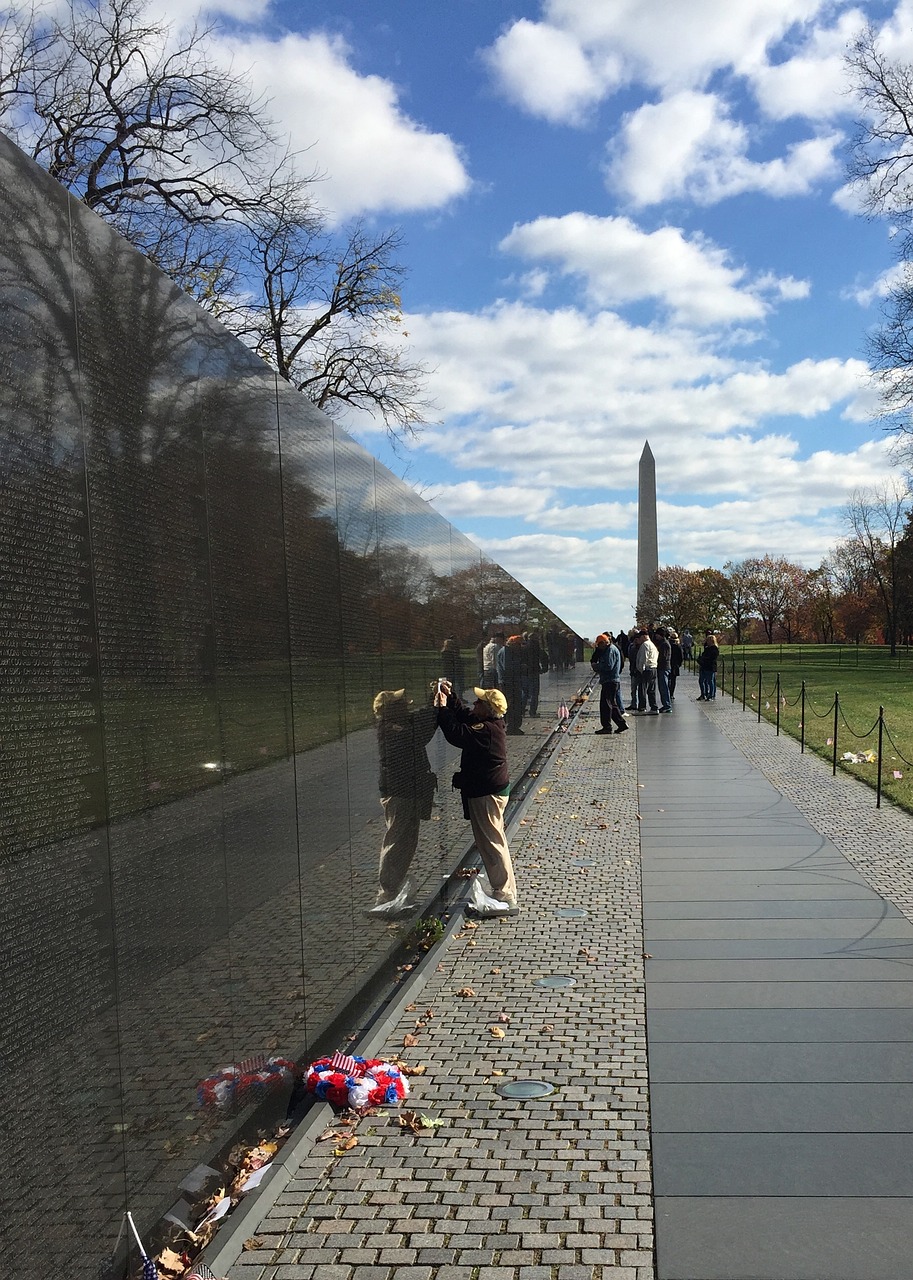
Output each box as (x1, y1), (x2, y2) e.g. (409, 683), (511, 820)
(0, 133), (584, 1276)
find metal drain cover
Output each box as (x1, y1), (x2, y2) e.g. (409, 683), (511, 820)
(554, 907), (588, 919)
(535, 975), (576, 988)
(495, 1079), (556, 1099)
(571, 858), (595, 867)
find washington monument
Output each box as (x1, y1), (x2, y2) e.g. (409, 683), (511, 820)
(637, 441), (658, 609)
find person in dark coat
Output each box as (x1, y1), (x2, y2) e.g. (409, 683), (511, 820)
(697, 633), (719, 700)
(668, 630), (683, 702)
(435, 682), (518, 910)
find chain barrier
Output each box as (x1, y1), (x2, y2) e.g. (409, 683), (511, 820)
(715, 661), (911, 812)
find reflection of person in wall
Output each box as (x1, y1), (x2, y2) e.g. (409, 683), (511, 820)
(440, 636), (463, 697)
(525, 630), (543, 717)
(434, 681), (518, 913)
(502, 634), (525, 735)
(367, 688), (438, 915)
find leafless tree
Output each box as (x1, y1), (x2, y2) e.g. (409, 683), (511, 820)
(842, 480), (912, 654)
(847, 29), (913, 439)
(1, 0), (433, 442)
(232, 213), (434, 440)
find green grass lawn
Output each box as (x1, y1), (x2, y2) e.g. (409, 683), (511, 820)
(712, 644), (913, 814)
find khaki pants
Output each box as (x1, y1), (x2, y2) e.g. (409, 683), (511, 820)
(466, 793), (517, 905)
(376, 795), (420, 901)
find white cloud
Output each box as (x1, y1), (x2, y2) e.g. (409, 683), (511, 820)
(404, 302), (869, 459)
(485, 0), (832, 120)
(500, 212), (807, 326)
(844, 262), (906, 307)
(427, 481), (555, 518)
(219, 31), (470, 221)
(607, 90), (843, 207)
(749, 9), (868, 121)
(146, 0), (270, 22)
(482, 19), (608, 124)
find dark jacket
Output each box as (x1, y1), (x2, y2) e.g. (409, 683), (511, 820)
(592, 642), (622, 683)
(698, 643), (719, 672)
(376, 705), (438, 798)
(656, 636), (672, 671)
(437, 694), (509, 798)
(670, 640), (683, 673)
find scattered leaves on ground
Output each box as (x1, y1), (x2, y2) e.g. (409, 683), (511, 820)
(457, 987), (476, 997)
(489, 1025), (506, 1039)
(242, 1238), (264, 1251)
(398, 1110), (445, 1135)
(403, 1033), (420, 1048)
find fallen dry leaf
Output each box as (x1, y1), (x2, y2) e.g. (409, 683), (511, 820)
(405, 1003), (416, 1012)
(456, 987), (476, 997)
(403, 1033), (420, 1048)
(401, 1063), (426, 1076)
(490, 968), (502, 975)
(542, 1024), (554, 1033)
(491, 1068), (506, 1076)
(242, 1238), (264, 1251)
(317, 1128), (342, 1143)
(498, 1011), (510, 1023)
(489, 1025), (506, 1039)
(334, 1135), (359, 1155)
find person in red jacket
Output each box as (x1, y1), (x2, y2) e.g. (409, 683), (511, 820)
(435, 681), (518, 912)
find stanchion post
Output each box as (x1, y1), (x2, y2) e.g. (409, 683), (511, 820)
(877, 706), (884, 809)
(776, 674), (781, 736)
(741, 662), (747, 711)
(800, 681), (806, 753)
(832, 692), (838, 776)
(757, 667), (762, 723)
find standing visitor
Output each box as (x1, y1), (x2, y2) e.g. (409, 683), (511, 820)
(590, 633), (628, 735)
(668, 630), (683, 702)
(435, 681), (518, 914)
(655, 628), (672, 712)
(697, 632), (719, 700)
(636, 628), (659, 714)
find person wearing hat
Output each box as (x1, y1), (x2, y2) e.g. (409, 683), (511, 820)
(434, 680), (518, 912)
(590, 633), (628, 734)
(368, 688), (439, 914)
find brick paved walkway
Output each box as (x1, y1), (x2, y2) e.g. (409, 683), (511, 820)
(211, 689), (654, 1280)
(208, 668), (913, 1280)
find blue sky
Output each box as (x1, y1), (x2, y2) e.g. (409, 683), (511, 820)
(161, 0), (910, 639)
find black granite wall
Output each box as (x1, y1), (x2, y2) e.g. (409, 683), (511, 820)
(0, 133), (578, 1275)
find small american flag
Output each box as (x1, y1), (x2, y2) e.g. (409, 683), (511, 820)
(142, 1256), (158, 1280)
(329, 1049), (359, 1075)
(187, 1264), (218, 1280)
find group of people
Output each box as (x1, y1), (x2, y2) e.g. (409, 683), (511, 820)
(475, 630), (547, 735)
(590, 625), (684, 727)
(590, 624), (721, 730)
